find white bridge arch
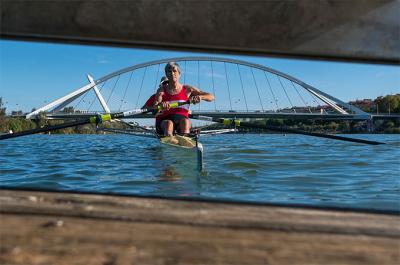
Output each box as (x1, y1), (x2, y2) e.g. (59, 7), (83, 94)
(27, 57), (369, 120)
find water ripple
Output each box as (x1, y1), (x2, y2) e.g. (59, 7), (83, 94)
(0, 134), (399, 211)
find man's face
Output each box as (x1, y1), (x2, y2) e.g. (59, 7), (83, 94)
(166, 66), (180, 83)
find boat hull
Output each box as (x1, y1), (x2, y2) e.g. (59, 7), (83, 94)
(159, 135), (203, 172)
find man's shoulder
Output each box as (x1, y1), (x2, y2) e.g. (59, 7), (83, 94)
(156, 87), (165, 93)
(183, 84), (198, 92)
(143, 94), (156, 107)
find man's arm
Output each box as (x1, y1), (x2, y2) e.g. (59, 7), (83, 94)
(154, 86), (172, 110)
(153, 87), (165, 106)
(186, 85), (215, 103)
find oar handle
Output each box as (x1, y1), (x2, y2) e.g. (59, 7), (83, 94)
(160, 100), (191, 110)
(117, 100), (191, 119)
(157, 100), (192, 110)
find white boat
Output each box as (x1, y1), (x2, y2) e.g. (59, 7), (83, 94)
(159, 135), (204, 171)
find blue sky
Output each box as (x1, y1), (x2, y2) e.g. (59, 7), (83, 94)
(0, 39), (399, 113)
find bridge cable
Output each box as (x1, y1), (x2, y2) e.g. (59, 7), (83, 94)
(224, 62), (233, 111)
(73, 86), (93, 111)
(263, 71), (279, 111)
(74, 81), (106, 112)
(237, 64), (249, 112)
(119, 71), (134, 111)
(183, 61), (187, 85)
(308, 90), (326, 114)
(291, 81), (312, 114)
(106, 74), (121, 106)
(251, 68), (264, 112)
(135, 67), (147, 109)
(153, 64), (161, 94)
(277, 76), (295, 113)
(197, 61), (201, 111)
(72, 90), (89, 111)
(88, 81), (108, 112)
(210, 61), (217, 111)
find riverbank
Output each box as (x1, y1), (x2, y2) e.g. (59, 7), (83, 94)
(1, 117), (399, 135)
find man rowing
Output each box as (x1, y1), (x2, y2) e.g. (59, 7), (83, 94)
(153, 62), (214, 136)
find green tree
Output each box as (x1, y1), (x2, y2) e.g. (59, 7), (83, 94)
(0, 97), (5, 116)
(62, 106), (75, 113)
(35, 111), (49, 128)
(0, 98), (6, 132)
(8, 118), (36, 133)
(375, 94), (400, 114)
(326, 121), (339, 132)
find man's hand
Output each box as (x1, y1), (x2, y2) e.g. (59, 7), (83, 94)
(161, 101), (170, 110)
(190, 95), (202, 104)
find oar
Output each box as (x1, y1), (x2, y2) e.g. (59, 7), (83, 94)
(0, 101), (190, 140)
(190, 115), (385, 145)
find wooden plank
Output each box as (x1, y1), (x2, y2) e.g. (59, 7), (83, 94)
(0, 189), (399, 265)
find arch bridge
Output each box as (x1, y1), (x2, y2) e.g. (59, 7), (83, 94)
(26, 57), (370, 121)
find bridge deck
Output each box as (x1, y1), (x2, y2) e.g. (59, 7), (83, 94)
(0, 189), (399, 265)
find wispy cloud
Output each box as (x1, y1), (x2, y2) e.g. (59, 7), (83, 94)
(203, 72), (225, 79)
(97, 59), (111, 64)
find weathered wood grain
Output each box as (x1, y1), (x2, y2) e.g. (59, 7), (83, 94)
(0, 189), (399, 265)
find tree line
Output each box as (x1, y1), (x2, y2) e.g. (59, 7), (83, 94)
(0, 97), (129, 134)
(363, 94), (400, 114)
(205, 118), (400, 134)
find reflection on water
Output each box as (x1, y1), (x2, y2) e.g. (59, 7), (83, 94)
(159, 166), (182, 182)
(0, 133), (399, 211)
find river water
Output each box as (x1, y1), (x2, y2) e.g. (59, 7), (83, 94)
(1, 134), (399, 211)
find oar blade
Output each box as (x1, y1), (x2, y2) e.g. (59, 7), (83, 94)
(190, 115), (386, 146)
(262, 125), (385, 145)
(0, 119), (90, 140)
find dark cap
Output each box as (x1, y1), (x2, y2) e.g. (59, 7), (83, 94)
(160, 76), (168, 85)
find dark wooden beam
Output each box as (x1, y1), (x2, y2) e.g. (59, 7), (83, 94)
(1, 0), (399, 64)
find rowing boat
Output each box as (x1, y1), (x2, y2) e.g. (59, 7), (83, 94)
(99, 120), (205, 171)
(97, 120), (205, 171)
